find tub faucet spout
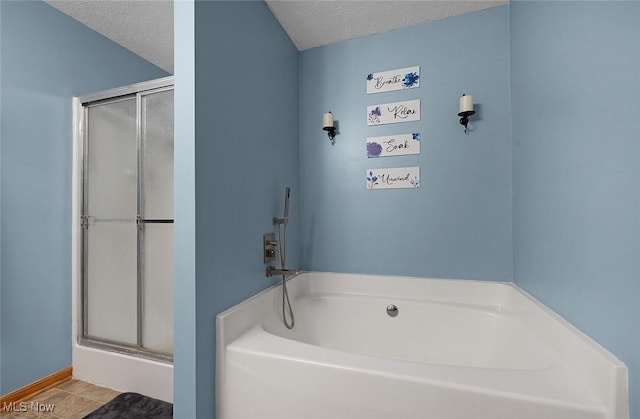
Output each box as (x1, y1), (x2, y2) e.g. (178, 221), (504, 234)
(266, 267), (299, 277)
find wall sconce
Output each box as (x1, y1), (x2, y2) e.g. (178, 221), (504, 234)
(458, 94), (475, 134)
(322, 112), (337, 145)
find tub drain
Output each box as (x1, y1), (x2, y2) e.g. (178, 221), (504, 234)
(386, 304), (399, 317)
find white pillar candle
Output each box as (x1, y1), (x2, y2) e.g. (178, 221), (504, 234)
(322, 112), (334, 129)
(459, 95), (473, 113)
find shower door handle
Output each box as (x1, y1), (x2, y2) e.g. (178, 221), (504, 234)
(136, 215), (174, 231)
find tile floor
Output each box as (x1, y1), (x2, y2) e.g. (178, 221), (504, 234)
(1, 379), (120, 419)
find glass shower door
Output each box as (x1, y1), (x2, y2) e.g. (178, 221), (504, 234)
(84, 97), (138, 346)
(81, 83), (173, 362)
(140, 89), (174, 355)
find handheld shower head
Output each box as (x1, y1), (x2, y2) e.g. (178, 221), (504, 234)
(271, 186), (296, 329)
(273, 187), (291, 225)
(283, 187), (290, 219)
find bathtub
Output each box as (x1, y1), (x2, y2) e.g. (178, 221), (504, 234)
(216, 272), (628, 419)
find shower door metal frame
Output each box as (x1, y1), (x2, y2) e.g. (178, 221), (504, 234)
(77, 76), (174, 364)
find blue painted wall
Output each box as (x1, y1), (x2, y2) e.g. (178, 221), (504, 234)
(298, 6), (512, 280)
(173, 1), (299, 417)
(511, 2), (640, 417)
(172, 1), (196, 417)
(0, 1), (167, 395)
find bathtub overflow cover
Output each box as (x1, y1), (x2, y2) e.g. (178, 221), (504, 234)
(386, 304), (399, 317)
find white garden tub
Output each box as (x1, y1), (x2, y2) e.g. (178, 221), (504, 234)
(216, 272), (628, 419)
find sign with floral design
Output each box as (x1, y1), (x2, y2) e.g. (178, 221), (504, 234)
(367, 99), (420, 126)
(367, 133), (420, 158)
(366, 66), (420, 94)
(366, 166), (420, 190)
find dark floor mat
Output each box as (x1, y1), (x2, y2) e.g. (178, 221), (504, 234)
(83, 392), (173, 419)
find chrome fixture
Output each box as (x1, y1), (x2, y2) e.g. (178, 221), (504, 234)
(265, 187), (297, 329)
(322, 112), (337, 145)
(266, 268), (299, 277)
(263, 233), (277, 264)
(386, 304), (399, 317)
(458, 93), (475, 134)
(272, 186), (290, 225)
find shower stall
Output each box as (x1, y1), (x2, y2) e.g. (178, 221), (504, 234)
(72, 77), (174, 401)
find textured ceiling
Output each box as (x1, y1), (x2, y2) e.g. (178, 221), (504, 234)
(44, 0), (174, 74)
(43, 1), (508, 75)
(266, 1), (507, 51)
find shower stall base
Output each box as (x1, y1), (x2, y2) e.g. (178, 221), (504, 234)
(72, 344), (173, 402)
(217, 272), (628, 419)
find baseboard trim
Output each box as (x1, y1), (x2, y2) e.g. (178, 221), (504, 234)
(0, 366), (73, 413)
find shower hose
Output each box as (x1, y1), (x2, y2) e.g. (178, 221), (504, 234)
(278, 221), (295, 329)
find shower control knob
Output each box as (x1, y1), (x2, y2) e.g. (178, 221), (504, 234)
(386, 304), (399, 317)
